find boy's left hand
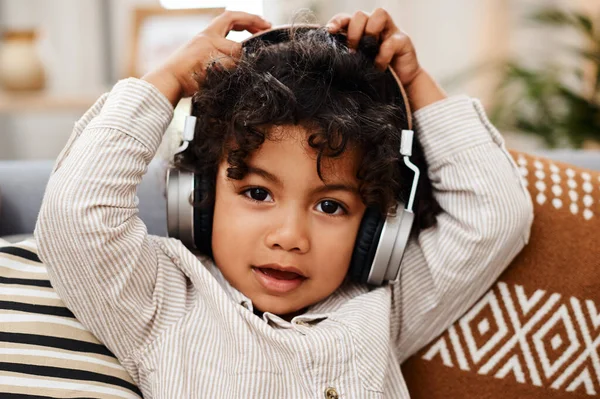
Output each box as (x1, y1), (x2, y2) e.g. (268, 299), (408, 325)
(326, 8), (447, 112)
(325, 8), (422, 90)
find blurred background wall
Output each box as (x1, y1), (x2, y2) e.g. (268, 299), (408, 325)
(0, 0), (598, 160)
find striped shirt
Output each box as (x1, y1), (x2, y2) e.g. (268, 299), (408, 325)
(34, 78), (533, 398)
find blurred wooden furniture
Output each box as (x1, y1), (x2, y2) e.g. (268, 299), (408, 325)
(128, 6), (225, 78)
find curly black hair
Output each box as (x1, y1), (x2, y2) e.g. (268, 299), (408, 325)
(174, 25), (442, 234)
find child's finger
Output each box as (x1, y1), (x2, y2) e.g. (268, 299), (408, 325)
(208, 10), (271, 37)
(325, 13), (351, 33)
(373, 35), (402, 70)
(364, 8), (395, 42)
(209, 51), (238, 71)
(346, 11), (370, 49)
(231, 22), (271, 34)
(212, 37), (243, 59)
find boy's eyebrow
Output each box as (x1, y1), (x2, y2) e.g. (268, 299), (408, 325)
(246, 166), (360, 195)
(247, 166), (282, 185)
(311, 183), (359, 196)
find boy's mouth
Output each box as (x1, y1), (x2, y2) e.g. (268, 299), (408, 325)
(252, 264), (307, 294)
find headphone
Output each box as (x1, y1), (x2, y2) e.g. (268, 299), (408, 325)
(166, 25), (420, 286)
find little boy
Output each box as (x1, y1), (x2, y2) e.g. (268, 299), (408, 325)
(35, 9), (533, 398)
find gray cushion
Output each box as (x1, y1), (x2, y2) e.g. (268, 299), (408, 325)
(0, 159), (168, 237)
(0, 160), (52, 237)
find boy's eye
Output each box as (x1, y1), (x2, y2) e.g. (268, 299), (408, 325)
(242, 188), (346, 215)
(316, 200), (346, 216)
(243, 187), (273, 202)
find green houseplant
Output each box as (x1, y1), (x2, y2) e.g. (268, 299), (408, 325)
(490, 7), (600, 149)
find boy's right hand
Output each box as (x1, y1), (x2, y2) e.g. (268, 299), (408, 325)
(142, 11), (272, 107)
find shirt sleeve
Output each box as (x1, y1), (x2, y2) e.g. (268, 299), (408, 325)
(34, 78), (190, 364)
(390, 95), (534, 363)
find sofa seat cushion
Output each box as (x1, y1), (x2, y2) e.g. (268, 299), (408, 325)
(0, 238), (142, 398)
(1, 234), (33, 244)
(402, 150), (600, 398)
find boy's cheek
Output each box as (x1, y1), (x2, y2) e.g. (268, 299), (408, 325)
(309, 220), (360, 274)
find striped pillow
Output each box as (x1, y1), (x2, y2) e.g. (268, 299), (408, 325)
(0, 239), (142, 399)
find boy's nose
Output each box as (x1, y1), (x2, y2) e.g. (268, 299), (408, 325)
(264, 211), (310, 253)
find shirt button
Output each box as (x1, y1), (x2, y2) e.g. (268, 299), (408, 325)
(296, 320), (309, 326)
(324, 387), (339, 399)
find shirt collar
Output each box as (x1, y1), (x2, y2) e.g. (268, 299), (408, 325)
(204, 259), (253, 309)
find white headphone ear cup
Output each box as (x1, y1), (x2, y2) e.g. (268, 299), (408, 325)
(383, 209), (414, 282)
(366, 203), (414, 285)
(166, 168), (195, 249)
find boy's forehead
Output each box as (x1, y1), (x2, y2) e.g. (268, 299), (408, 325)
(250, 124), (361, 181)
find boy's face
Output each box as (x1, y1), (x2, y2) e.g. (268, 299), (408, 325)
(212, 125), (366, 319)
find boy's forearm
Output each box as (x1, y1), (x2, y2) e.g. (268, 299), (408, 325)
(405, 68), (447, 113)
(390, 95), (533, 362)
(35, 78), (176, 360)
(142, 69), (183, 107)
